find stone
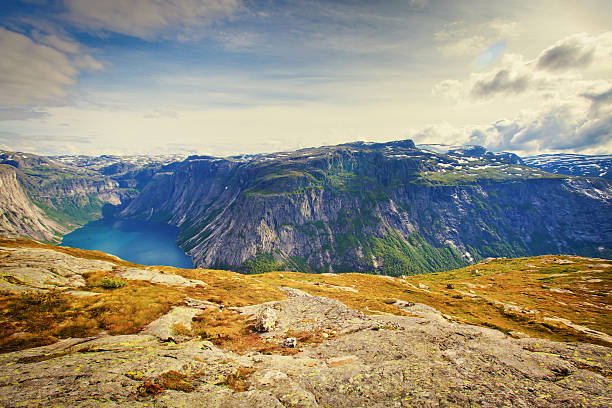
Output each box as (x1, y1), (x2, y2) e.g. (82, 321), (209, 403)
(282, 337), (297, 348)
(254, 307), (278, 332)
(142, 306), (201, 342)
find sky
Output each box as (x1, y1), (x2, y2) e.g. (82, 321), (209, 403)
(0, 0), (611, 157)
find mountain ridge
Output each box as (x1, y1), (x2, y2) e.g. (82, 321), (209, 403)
(1, 141), (611, 275)
(118, 140), (612, 274)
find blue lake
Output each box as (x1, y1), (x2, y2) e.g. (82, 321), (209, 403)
(61, 218), (193, 268)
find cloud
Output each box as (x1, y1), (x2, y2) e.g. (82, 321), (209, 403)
(582, 86), (612, 116)
(0, 27), (102, 107)
(536, 33), (610, 72)
(0, 130), (93, 155)
(434, 32), (612, 102)
(412, 98), (612, 155)
(0, 108), (48, 121)
(470, 68), (530, 98)
(63, 0), (242, 40)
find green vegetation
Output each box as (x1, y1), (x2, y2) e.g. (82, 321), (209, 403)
(418, 164), (564, 186)
(33, 195), (105, 227)
(241, 252), (284, 274)
(370, 231), (468, 276)
(99, 277), (127, 289)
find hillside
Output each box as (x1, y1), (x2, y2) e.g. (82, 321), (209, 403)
(120, 140), (612, 274)
(0, 239), (610, 407)
(0, 151), (154, 242)
(1, 143), (611, 276)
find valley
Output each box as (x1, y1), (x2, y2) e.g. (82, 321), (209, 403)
(1, 141), (611, 276)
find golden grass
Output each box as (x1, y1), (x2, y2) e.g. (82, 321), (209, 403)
(155, 370), (196, 392)
(254, 255), (611, 346)
(220, 366), (257, 392)
(0, 238), (609, 351)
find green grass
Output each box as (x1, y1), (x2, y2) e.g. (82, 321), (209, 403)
(418, 164), (565, 186)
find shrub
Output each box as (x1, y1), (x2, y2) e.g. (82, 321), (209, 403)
(99, 277), (126, 289)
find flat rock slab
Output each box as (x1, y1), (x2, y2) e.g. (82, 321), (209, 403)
(142, 306), (202, 341)
(114, 267), (208, 287)
(0, 246), (114, 290)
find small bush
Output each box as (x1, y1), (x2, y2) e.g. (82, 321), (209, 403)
(155, 370), (195, 392)
(221, 367), (256, 392)
(99, 277), (126, 289)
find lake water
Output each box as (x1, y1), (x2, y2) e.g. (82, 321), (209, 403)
(61, 218), (193, 268)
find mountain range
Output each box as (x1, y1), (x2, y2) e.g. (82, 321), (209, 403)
(1, 141), (611, 275)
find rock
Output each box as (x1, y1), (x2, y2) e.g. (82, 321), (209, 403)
(65, 290), (102, 297)
(550, 287), (573, 294)
(0, 246), (114, 291)
(254, 307), (278, 332)
(142, 306), (201, 342)
(0, 296), (610, 407)
(446, 283), (455, 289)
(114, 267), (207, 287)
(417, 283), (429, 290)
(282, 338), (297, 348)
(509, 331), (530, 339)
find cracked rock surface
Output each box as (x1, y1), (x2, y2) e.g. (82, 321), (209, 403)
(0, 293), (610, 407)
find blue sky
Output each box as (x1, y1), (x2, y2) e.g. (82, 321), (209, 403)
(0, 0), (611, 156)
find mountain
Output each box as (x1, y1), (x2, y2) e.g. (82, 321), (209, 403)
(0, 151), (186, 242)
(523, 154), (612, 180)
(0, 151), (127, 241)
(0, 238), (609, 407)
(120, 140), (612, 274)
(1, 142), (611, 275)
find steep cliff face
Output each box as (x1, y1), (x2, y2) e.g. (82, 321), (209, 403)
(0, 165), (66, 241)
(122, 141), (612, 274)
(0, 151), (128, 239)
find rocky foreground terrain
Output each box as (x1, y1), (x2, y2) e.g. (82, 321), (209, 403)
(0, 239), (610, 407)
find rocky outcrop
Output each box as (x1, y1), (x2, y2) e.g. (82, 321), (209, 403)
(0, 151), (133, 238)
(0, 291), (610, 407)
(0, 241), (609, 407)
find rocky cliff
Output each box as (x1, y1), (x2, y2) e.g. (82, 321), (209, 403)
(121, 141), (612, 274)
(0, 165), (66, 241)
(0, 151), (129, 240)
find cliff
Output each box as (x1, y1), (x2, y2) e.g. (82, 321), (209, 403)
(0, 165), (66, 241)
(121, 141), (612, 274)
(0, 151), (128, 240)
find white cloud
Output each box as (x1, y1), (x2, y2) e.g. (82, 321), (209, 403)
(434, 33), (612, 102)
(64, 0), (242, 40)
(0, 27), (102, 107)
(32, 32), (80, 54)
(425, 32), (612, 154)
(412, 94), (612, 155)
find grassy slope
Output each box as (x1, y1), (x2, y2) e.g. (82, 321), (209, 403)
(0, 238), (610, 353)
